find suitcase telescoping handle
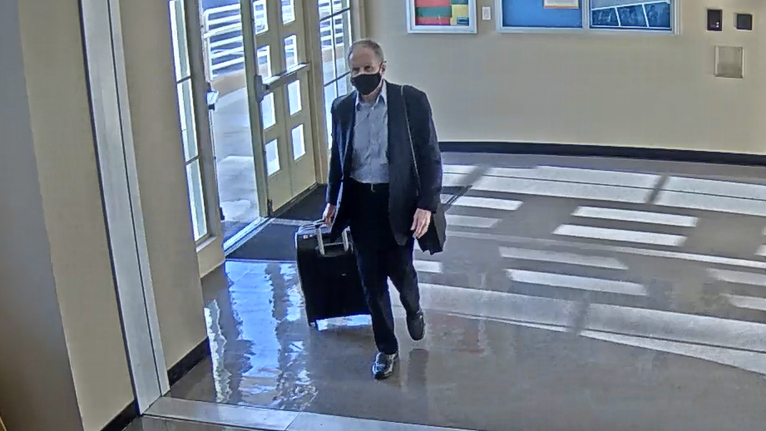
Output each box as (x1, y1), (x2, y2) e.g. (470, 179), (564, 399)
(314, 220), (350, 257)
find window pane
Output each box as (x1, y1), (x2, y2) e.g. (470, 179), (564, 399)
(281, 0), (295, 24)
(337, 74), (350, 97)
(590, 1), (673, 30)
(618, 5), (647, 27)
(320, 18), (336, 83)
(288, 81), (302, 115)
(265, 139), (280, 175)
(258, 45), (272, 77)
(324, 83), (337, 146)
(254, 0), (268, 34)
(500, 0), (582, 28)
(169, 0), (190, 80)
(645, 2), (672, 28)
(591, 7), (619, 27)
(318, 0), (332, 19)
(284, 35), (298, 70)
(332, 0), (349, 14)
(262, 93), (276, 129)
(202, 2), (244, 80)
(292, 124), (306, 160)
(333, 12), (351, 77)
(186, 160), (208, 241)
(177, 79), (199, 162)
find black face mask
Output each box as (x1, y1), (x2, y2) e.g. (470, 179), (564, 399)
(351, 72), (382, 96)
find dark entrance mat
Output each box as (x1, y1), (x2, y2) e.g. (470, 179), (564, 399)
(227, 223), (299, 261)
(278, 185), (327, 221)
(227, 186), (325, 261)
(228, 184), (466, 261)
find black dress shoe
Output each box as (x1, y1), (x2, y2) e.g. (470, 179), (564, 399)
(372, 352), (398, 380)
(407, 310), (426, 341)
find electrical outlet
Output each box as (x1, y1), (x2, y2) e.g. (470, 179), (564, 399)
(482, 6), (491, 21)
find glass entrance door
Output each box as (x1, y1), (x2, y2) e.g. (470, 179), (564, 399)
(243, 0), (318, 214)
(200, 0), (266, 247)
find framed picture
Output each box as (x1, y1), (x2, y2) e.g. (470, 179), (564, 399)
(406, 0), (478, 34)
(543, 0), (579, 9)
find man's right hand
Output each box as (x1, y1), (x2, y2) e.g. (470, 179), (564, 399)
(322, 204), (337, 226)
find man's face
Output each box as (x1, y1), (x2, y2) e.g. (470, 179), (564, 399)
(349, 47), (385, 78)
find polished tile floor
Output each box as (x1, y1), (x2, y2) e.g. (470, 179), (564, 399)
(124, 416), (247, 431)
(163, 154), (766, 431)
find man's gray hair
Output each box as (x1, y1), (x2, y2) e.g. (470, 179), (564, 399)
(348, 39), (385, 63)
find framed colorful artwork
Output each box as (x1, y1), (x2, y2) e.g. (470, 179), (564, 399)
(406, 0), (478, 34)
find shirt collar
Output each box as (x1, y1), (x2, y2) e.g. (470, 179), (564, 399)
(356, 80), (387, 108)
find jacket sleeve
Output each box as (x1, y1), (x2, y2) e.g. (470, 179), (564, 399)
(407, 87), (443, 213)
(326, 100), (342, 205)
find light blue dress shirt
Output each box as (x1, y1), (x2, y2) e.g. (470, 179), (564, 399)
(350, 80), (389, 184)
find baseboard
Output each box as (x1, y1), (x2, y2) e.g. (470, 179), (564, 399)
(101, 401), (139, 431)
(167, 338), (211, 386)
(438, 141), (766, 167)
(100, 340), (210, 430)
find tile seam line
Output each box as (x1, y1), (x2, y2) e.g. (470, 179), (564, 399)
(478, 174), (766, 202)
(147, 401), (478, 431)
(438, 311), (766, 356)
(579, 327), (766, 356)
(478, 174), (659, 190)
(447, 229), (766, 269)
(658, 189), (766, 203)
(144, 408), (293, 431)
(645, 173), (669, 204)
(284, 410), (299, 431)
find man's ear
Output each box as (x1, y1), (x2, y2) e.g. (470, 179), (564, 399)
(380, 62), (387, 74)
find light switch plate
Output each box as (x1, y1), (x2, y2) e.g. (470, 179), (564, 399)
(482, 6), (491, 21)
(736, 13), (753, 31)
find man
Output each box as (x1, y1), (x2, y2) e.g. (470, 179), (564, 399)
(323, 39), (443, 380)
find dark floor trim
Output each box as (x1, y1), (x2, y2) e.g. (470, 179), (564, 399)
(101, 401), (139, 431)
(101, 339), (210, 430)
(439, 141), (766, 167)
(167, 338), (211, 386)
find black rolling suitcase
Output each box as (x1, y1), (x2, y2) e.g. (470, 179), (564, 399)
(295, 221), (369, 327)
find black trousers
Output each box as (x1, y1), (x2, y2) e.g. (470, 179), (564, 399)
(347, 180), (421, 355)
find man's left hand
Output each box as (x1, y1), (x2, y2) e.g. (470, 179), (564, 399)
(411, 209), (432, 239)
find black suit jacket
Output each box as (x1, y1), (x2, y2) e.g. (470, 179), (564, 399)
(326, 81), (443, 246)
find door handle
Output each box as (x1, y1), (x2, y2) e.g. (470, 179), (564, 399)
(253, 63), (311, 103)
(207, 90), (219, 111)
(206, 82), (219, 110)
(254, 74), (270, 103)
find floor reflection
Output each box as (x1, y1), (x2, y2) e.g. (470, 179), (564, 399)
(171, 260), (766, 430)
(171, 154), (766, 431)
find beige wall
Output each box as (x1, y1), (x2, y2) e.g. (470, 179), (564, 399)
(119, 0), (208, 368)
(0, 0), (210, 429)
(0, 0), (87, 428)
(366, 0), (766, 154)
(16, 0), (135, 430)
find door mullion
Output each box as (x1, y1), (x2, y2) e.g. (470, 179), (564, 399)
(240, 0), (270, 217)
(272, 0), (294, 197)
(183, 0), (223, 247)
